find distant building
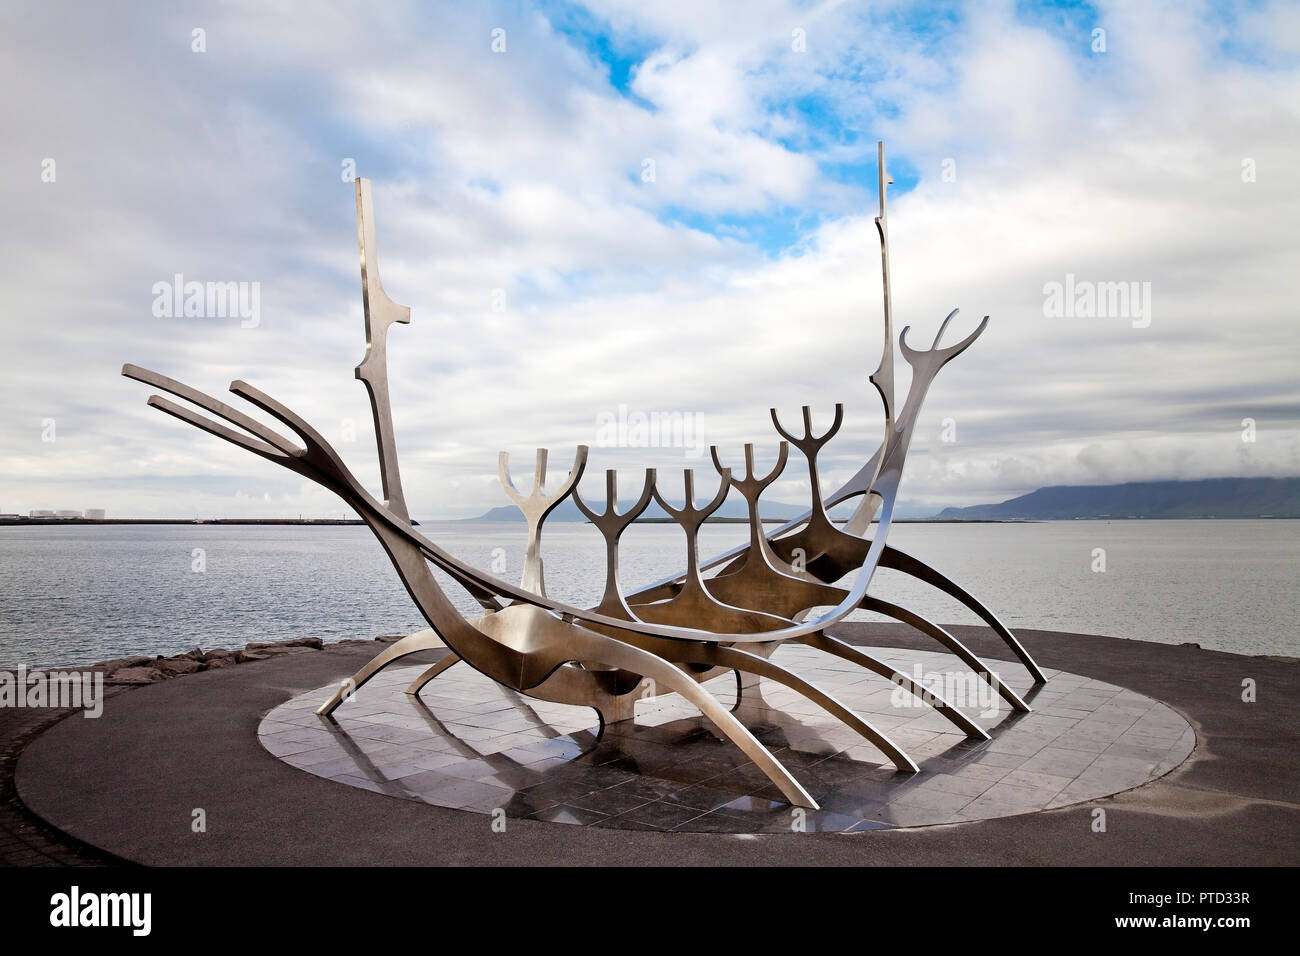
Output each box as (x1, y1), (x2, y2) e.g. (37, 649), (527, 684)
(0, 514), (19, 522)
(84, 509), (106, 520)
(54, 510), (82, 518)
(29, 510), (54, 518)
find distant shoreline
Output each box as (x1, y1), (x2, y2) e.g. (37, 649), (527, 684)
(0, 516), (1011, 526)
(0, 518), (376, 526)
(3, 516), (1293, 528)
(632, 517), (1032, 524)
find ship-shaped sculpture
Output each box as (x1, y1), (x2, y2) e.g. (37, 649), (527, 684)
(124, 144), (1044, 809)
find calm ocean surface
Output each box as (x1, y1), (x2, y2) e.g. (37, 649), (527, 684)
(0, 520), (1295, 669)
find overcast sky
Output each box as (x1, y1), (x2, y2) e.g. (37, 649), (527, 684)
(2, 0), (1297, 519)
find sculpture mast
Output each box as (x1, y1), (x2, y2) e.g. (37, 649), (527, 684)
(354, 178), (412, 523)
(870, 141), (896, 431)
(840, 142), (896, 539)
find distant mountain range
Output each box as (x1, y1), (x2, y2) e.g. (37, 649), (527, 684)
(464, 477), (1300, 522)
(933, 478), (1300, 520)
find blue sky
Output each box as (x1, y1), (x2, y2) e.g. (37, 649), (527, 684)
(1, 0), (1297, 519)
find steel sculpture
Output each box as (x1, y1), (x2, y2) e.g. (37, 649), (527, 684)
(124, 144), (1044, 810)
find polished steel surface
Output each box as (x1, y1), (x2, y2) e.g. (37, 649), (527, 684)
(498, 446), (589, 595)
(617, 153), (1043, 683)
(354, 178), (411, 524)
(631, 469), (792, 635)
(572, 468), (657, 618)
(125, 146), (1047, 810)
(872, 139), (897, 433)
(703, 441), (844, 618)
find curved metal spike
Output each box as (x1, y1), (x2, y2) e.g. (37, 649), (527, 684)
(228, 380), (382, 504)
(932, 307), (960, 349)
(900, 313), (989, 369)
(498, 446), (589, 594)
(712, 442), (788, 491)
(770, 403), (844, 451)
(229, 380), (335, 455)
(651, 468), (731, 524)
(574, 468), (657, 617)
(498, 446), (589, 518)
(708, 445), (726, 478)
(145, 396), (290, 464)
(769, 408), (798, 444)
(123, 364), (302, 457)
(497, 448), (539, 509)
(573, 467), (656, 528)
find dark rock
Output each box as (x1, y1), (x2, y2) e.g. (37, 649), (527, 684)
(95, 655), (153, 673)
(374, 635), (403, 644)
(203, 648), (234, 661)
(182, 648), (206, 661)
(282, 637), (324, 649)
(235, 651), (271, 663)
(246, 642), (273, 650)
(202, 656), (236, 670)
(258, 645), (314, 657)
(155, 659), (203, 676)
(109, 667), (164, 683)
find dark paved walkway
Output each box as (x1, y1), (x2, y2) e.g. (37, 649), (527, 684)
(0, 688), (129, 866)
(9, 624), (1300, 866)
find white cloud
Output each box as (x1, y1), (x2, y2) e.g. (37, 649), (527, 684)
(0, 0), (1296, 520)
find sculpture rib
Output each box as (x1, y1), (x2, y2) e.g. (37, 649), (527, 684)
(565, 460), (925, 769)
(861, 596), (1030, 713)
(795, 632), (990, 740)
(876, 547), (1046, 683)
(667, 644), (918, 772)
(557, 627), (820, 809)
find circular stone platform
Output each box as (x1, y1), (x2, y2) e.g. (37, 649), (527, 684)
(260, 645), (1194, 833)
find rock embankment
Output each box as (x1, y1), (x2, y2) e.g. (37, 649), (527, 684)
(88, 635), (403, 684)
